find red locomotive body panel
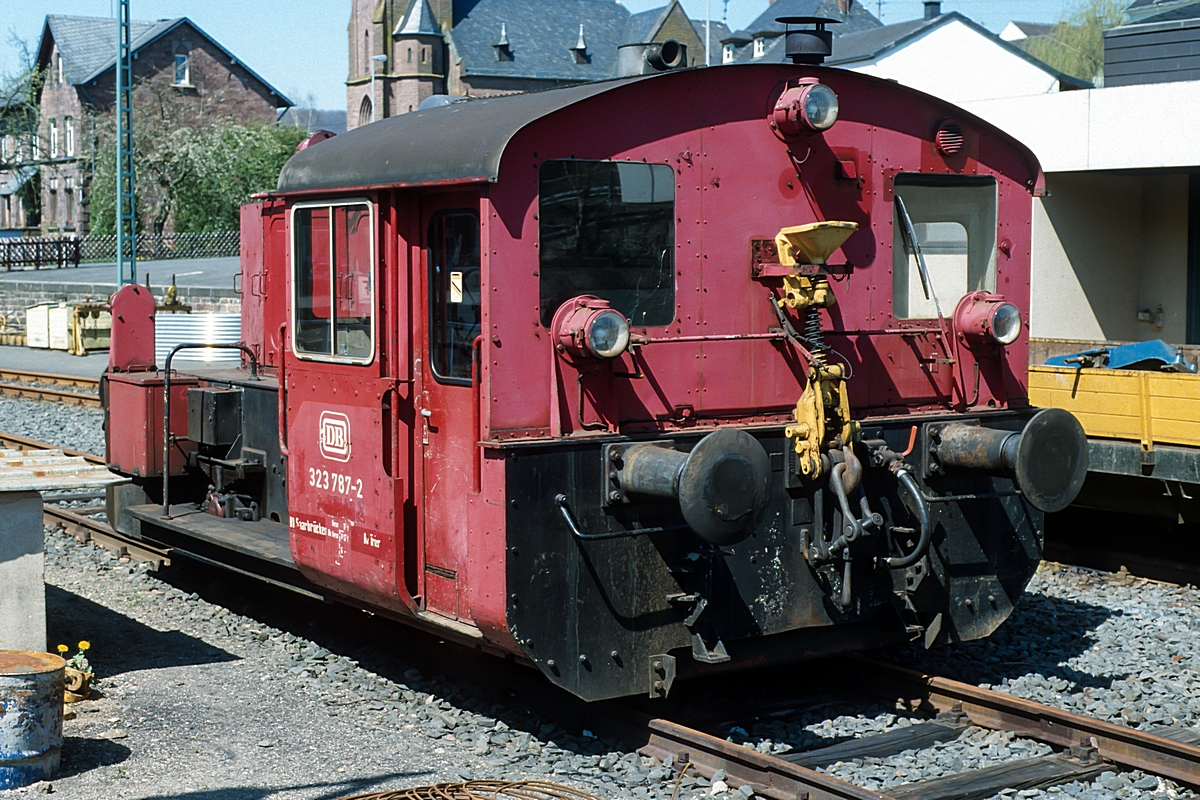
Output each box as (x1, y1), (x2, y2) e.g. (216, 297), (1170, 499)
(103, 61), (1087, 701)
(105, 372), (197, 477)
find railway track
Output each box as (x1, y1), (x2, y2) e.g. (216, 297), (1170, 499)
(10, 430), (1199, 798)
(620, 658), (1200, 800)
(0, 368), (100, 406)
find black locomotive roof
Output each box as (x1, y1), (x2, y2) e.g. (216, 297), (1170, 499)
(276, 77), (652, 193)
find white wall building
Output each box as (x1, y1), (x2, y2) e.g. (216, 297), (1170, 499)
(829, 11), (1086, 104)
(960, 80), (1200, 344)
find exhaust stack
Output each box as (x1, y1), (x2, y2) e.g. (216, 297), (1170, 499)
(616, 40), (687, 77)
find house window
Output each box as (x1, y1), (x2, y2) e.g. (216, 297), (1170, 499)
(422, 47), (428, 64)
(292, 201), (375, 362)
(408, 47), (413, 63)
(428, 210), (481, 383)
(753, 38), (765, 57)
(64, 179), (74, 227)
(49, 120), (58, 159)
(359, 96), (372, 126)
(56, 54), (63, 84)
(64, 118), (74, 157)
(174, 53), (190, 85)
(723, 43), (735, 63)
(47, 178), (57, 225)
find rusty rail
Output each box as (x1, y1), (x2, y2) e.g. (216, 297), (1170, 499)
(0, 431), (104, 463)
(850, 657), (1200, 788)
(42, 503), (171, 571)
(0, 370), (100, 407)
(638, 718), (896, 800)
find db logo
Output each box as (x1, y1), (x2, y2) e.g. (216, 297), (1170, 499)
(319, 411), (352, 462)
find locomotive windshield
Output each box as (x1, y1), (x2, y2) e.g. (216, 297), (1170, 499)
(892, 175), (997, 320)
(292, 201), (374, 361)
(538, 160), (675, 328)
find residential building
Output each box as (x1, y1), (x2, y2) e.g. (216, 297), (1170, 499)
(720, 0), (881, 65)
(827, 8), (1087, 103)
(998, 21), (1054, 45)
(1104, 13), (1200, 86)
(32, 15), (291, 235)
(1127, 0), (1200, 22)
(347, 0), (726, 130)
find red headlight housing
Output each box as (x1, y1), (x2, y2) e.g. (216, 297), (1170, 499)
(770, 78), (840, 140)
(953, 291), (1023, 347)
(552, 296), (631, 362)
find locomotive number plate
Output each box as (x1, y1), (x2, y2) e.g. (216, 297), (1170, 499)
(308, 467), (365, 499)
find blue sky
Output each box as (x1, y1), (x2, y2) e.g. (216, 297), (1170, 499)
(0, 0), (1084, 110)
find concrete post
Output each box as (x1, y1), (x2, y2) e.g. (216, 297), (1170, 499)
(0, 492), (46, 652)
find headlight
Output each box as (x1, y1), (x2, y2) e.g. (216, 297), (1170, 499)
(802, 84), (839, 131)
(770, 79), (840, 138)
(552, 296), (632, 362)
(586, 310), (630, 359)
(953, 292), (1024, 348)
(990, 303), (1022, 345)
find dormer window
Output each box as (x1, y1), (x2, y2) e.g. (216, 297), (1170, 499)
(174, 52), (190, 86)
(723, 43), (735, 63)
(570, 24), (589, 64)
(753, 37), (765, 58)
(494, 23), (512, 62)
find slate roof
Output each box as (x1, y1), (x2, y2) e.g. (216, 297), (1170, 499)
(395, 0), (441, 37)
(1005, 21), (1054, 39)
(36, 14), (291, 105)
(624, 7), (668, 43)
(1139, 4), (1200, 21)
(825, 12), (1091, 89)
(743, 0), (882, 36)
(449, 0), (631, 81)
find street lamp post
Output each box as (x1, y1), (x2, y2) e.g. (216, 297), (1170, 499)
(370, 53), (388, 124)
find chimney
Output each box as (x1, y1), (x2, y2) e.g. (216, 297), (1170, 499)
(924, 1), (941, 20)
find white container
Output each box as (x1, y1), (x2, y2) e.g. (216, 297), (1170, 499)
(24, 305), (49, 349)
(46, 306), (70, 351)
(155, 313), (243, 369)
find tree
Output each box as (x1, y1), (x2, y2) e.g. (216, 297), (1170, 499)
(1022, 0), (1128, 86)
(0, 32), (45, 226)
(86, 78), (307, 235)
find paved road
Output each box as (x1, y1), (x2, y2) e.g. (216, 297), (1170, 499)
(0, 256), (240, 289)
(0, 344), (109, 378)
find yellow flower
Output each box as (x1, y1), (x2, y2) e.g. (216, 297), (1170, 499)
(56, 644), (68, 654)
(78, 641), (90, 651)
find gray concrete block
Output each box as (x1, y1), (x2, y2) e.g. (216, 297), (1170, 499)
(0, 491), (46, 652)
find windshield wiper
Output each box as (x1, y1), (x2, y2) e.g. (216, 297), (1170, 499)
(895, 196), (943, 318)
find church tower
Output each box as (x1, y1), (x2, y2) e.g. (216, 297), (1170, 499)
(391, 0), (446, 114)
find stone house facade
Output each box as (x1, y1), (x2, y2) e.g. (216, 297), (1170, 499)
(346, 0), (727, 130)
(33, 15), (291, 236)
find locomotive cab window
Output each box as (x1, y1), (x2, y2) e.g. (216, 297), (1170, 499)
(892, 175), (997, 320)
(292, 201), (375, 362)
(538, 160), (675, 327)
(428, 211), (481, 383)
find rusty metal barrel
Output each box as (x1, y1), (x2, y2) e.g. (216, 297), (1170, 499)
(0, 651), (65, 789)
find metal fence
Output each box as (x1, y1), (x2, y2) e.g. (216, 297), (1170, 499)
(80, 231), (240, 262)
(0, 237), (82, 271)
(0, 231), (240, 270)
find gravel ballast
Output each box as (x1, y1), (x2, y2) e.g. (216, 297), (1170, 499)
(0, 396), (104, 455)
(7, 525), (695, 800)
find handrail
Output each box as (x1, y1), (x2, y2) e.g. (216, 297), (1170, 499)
(162, 343), (259, 519)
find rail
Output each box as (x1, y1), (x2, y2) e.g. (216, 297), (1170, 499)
(0, 370), (100, 407)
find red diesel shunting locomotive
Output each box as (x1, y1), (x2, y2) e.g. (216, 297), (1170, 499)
(103, 22), (1087, 701)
